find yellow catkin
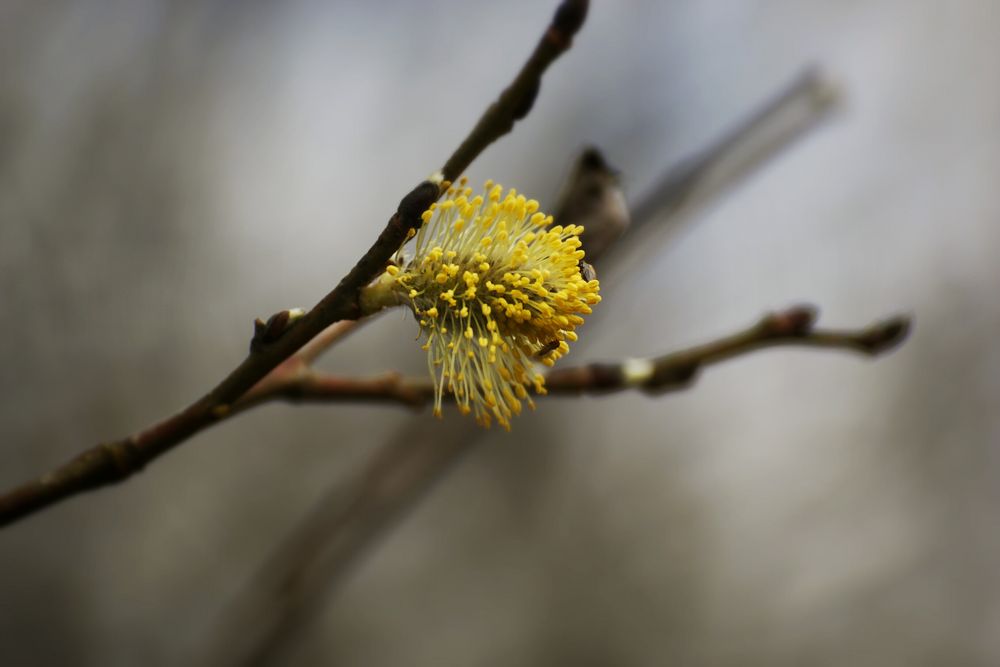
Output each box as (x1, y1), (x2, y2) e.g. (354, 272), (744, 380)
(382, 181), (600, 430)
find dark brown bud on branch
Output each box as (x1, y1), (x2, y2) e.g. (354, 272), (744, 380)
(251, 308), (306, 352)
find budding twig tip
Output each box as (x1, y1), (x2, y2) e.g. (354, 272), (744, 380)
(863, 314), (913, 353)
(251, 308), (308, 352)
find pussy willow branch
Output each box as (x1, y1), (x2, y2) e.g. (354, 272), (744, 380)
(239, 307), (910, 410)
(207, 71), (843, 432)
(0, 0), (589, 529)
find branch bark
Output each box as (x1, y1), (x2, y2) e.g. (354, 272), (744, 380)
(440, 0), (589, 183)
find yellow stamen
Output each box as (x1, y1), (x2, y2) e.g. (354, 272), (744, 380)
(384, 180), (600, 429)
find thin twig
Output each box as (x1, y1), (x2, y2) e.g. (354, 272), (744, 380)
(440, 0), (589, 182)
(0, 0), (590, 528)
(251, 306), (909, 409)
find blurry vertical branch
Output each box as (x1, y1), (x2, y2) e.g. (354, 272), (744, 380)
(0, 0), (591, 528)
(199, 71), (909, 667)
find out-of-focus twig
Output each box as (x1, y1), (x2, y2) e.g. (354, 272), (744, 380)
(200, 69), (858, 667)
(0, 0), (590, 528)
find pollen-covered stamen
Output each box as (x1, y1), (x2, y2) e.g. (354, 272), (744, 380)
(381, 178), (600, 430)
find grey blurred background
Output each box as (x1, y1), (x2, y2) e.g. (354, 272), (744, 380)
(1, 1), (998, 665)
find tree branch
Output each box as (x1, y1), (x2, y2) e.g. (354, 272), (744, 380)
(440, 0), (589, 183)
(0, 0), (590, 529)
(0, 181), (435, 528)
(237, 306), (910, 411)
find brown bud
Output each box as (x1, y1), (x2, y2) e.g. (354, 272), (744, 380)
(250, 308), (306, 352)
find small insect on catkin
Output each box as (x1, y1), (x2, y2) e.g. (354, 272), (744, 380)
(369, 178), (601, 430)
